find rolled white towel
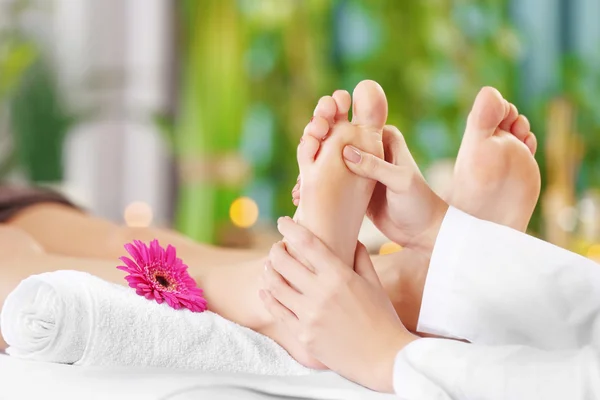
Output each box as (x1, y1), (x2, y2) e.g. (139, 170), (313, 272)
(0, 270), (312, 376)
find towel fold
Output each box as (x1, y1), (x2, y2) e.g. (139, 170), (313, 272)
(0, 270), (311, 376)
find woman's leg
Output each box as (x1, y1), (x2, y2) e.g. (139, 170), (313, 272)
(7, 203), (264, 268)
(0, 224), (274, 352)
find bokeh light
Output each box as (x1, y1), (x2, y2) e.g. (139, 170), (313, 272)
(230, 197), (259, 228)
(124, 201), (154, 227)
(379, 242), (403, 255)
(587, 244), (600, 260)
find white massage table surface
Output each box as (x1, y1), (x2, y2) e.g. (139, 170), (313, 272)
(0, 354), (395, 400)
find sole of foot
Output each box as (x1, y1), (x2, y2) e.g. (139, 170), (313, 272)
(451, 86), (541, 232)
(271, 80), (388, 369)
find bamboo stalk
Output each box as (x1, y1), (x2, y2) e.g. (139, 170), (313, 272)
(174, 0), (248, 243)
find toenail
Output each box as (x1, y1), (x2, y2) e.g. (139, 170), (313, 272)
(343, 146), (362, 163)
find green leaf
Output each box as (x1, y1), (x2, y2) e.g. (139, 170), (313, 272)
(0, 41), (37, 100)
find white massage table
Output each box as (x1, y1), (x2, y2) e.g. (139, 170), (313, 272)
(0, 354), (396, 400)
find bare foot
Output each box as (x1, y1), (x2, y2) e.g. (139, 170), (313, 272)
(291, 80), (387, 267)
(259, 81), (388, 368)
(451, 86), (541, 232)
(376, 88), (542, 332)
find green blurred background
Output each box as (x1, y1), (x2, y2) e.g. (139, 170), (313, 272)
(1, 0), (600, 258)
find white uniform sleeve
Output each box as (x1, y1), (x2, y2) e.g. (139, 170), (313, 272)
(393, 338), (600, 400)
(417, 207), (600, 350)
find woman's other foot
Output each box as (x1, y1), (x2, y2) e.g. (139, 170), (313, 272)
(451, 86), (541, 232)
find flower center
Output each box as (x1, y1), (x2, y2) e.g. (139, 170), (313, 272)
(155, 274), (171, 288)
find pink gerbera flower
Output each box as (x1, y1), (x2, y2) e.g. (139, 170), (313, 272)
(117, 239), (207, 312)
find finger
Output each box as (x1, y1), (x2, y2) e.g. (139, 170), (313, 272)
(353, 241), (382, 288)
(270, 242), (316, 294)
(382, 125), (411, 165)
(342, 145), (412, 194)
(276, 216), (344, 275)
(264, 260), (304, 315)
(259, 289), (300, 332)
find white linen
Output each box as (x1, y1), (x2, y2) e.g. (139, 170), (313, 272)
(0, 354), (395, 400)
(0, 270), (310, 376)
(393, 207), (600, 400)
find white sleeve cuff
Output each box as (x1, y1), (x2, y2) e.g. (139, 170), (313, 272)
(393, 339), (454, 399)
(416, 206), (476, 340)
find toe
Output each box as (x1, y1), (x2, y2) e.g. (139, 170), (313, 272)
(292, 176), (301, 206)
(499, 103), (519, 132)
(332, 90), (351, 122)
(524, 133), (537, 155)
(510, 115), (531, 142)
(503, 99), (511, 119)
(351, 80), (388, 133)
(297, 134), (321, 166)
(303, 116), (329, 142)
(313, 96), (337, 129)
(465, 86), (506, 139)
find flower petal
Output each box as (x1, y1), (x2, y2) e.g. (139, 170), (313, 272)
(164, 296), (175, 308)
(120, 256), (141, 272)
(166, 245), (176, 265)
(116, 266), (135, 274)
(150, 240), (160, 260)
(124, 244), (143, 265)
(137, 241), (149, 265)
(124, 276), (148, 285)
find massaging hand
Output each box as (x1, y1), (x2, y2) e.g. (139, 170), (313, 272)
(293, 125), (447, 253)
(260, 216), (418, 393)
(343, 125), (448, 253)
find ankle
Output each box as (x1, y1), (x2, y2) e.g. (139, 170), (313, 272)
(377, 249), (429, 332)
